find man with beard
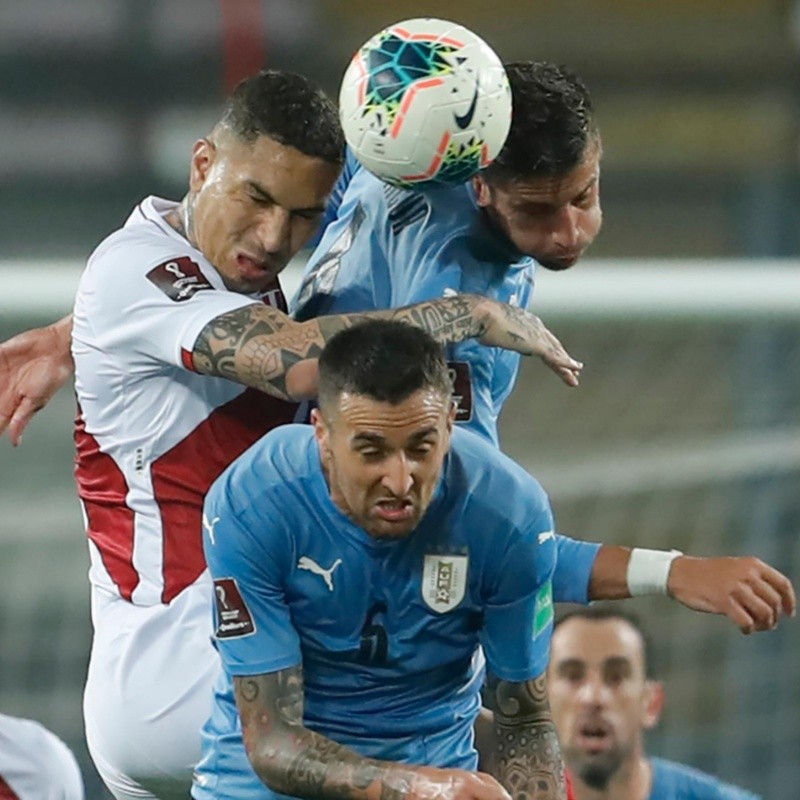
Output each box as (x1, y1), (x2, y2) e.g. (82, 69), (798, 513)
(548, 607), (760, 799)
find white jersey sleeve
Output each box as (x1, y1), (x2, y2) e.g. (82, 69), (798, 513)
(0, 713), (84, 800)
(75, 224), (257, 372)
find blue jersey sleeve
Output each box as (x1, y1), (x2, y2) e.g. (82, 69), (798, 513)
(202, 484), (302, 676)
(552, 535), (602, 604)
(479, 512), (557, 683)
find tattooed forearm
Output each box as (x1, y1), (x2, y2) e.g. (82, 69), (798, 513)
(487, 675), (567, 800)
(388, 295), (488, 346)
(191, 296), (493, 400)
(193, 304), (320, 399)
(235, 667), (420, 800)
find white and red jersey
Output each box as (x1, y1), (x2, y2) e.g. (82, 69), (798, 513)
(0, 713), (84, 800)
(73, 196), (299, 607)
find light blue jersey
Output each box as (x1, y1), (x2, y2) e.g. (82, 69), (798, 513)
(293, 150), (534, 448)
(192, 424), (557, 800)
(293, 152), (599, 606)
(650, 757), (761, 799)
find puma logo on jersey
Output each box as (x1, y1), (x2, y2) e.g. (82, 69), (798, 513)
(538, 530), (555, 545)
(203, 513), (220, 545)
(442, 287), (459, 298)
(297, 556), (342, 591)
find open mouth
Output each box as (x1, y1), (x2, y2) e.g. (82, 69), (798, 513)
(236, 253), (274, 279)
(373, 498), (415, 522)
(576, 720), (614, 753)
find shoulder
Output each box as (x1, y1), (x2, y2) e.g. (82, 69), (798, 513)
(447, 428), (551, 525)
(651, 757), (761, 800)
(81, 198), (220, 300)
(208, 424), (319, 515)
(0, 714), (82, 788)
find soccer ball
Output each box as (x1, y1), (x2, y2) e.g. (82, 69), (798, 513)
(339, 18), (512, 189)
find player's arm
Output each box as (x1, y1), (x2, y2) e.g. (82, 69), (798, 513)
(0, 314), (74, 445)
(484, 672), (566, 800)
(235, 667), (511, 800)
(191, 294), (582, 401)
(580, 543), (796, 634)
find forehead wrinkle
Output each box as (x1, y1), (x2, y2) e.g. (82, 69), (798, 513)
(337, 391), (449, 433)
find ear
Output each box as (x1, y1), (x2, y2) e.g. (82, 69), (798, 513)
(446, 400), (457, 433)
(472, 174), (492, 208)
(189, 138), (216, 193)
(311, 407), (330, 452)
(641, 680), (664, 731)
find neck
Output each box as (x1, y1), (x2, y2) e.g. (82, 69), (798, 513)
(572, 756), (651, 800)
(165, 194), (196, 248)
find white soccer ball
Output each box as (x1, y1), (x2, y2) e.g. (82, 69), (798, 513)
(339, 18), (512, 189)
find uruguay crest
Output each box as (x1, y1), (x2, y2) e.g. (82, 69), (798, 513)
(422, 554), (468, 613)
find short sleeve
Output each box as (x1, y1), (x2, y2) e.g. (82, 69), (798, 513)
(480, 509), (557, 683)
(75, 240), (258, 370)
(202, 480), (301, 676)
(552, 535), (602, 605)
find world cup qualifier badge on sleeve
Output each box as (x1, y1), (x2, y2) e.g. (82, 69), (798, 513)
(147, 256), (213, 302)
(213, 578), (256, 639)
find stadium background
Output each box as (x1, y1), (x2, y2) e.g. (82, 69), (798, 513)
(1, 1), (798, 797)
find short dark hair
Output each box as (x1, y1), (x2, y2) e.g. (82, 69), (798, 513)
(554, 605), (657, 679)
(483, 61), (598, 183)
(318, 320), (452, 411)
(220, 69), (345, 165)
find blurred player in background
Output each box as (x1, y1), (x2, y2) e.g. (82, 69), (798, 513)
(549, 607), (760, 800)
(0, 712), (85, 800)
(66, 67), (576, 800)
(194, 321), (566, 800)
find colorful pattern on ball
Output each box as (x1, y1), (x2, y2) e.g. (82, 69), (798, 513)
(361, 30), (460, 129)
(339, 18), (512, 189)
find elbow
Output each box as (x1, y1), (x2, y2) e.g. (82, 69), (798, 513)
(243, 728), (295, 794)
(284, 359), (320, 401)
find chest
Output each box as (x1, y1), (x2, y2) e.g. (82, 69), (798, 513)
(286, 538), (482, 666)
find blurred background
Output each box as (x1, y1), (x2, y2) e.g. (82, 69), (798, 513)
(1, 1), (798, 797)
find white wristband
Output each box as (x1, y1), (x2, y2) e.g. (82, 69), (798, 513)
(626, 548), (683, 597)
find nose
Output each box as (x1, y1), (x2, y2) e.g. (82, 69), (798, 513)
(256, 206), (292, 253)
(381, 453), (414, 497)
(575, 674), (610, 708)
(551, 205), (580, 250)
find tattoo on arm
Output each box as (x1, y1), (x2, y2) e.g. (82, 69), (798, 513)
(234, 667), (418, 800)
(193, 304), (324, 400)
(191, 295), (489, 400)
(486, 674), (567, 800)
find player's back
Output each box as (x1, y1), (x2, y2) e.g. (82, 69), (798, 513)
(649, 757), (761, 800)
(72, 195), (297, 606)
(292, 155), (535, 445)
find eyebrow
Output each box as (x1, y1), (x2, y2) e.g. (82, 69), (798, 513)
(603, 656), (633, 671)
(351, 427), (439, 446)
(554, 658), (585, 672)
(513, 175), (598, 210)
(246, 180), (326, 214)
